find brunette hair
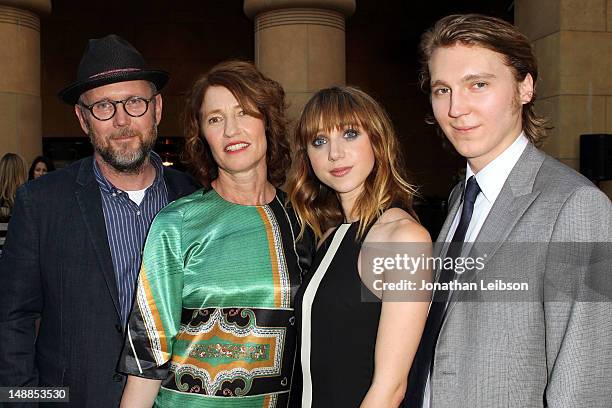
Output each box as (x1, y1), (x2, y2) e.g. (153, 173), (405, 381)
(287, 86), (418, 241)
(182, 60), (290, 187)
(0, 153), (28, 218)
(28, 155), (55, 180)
(419, 13), (548, 146)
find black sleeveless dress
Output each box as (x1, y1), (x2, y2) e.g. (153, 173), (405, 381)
(293, 222), (382, 407)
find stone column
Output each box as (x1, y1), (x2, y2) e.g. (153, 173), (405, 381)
(515, 0), (612, 198)
(0, 0), (50, 163)
(244, 0), (355, 121)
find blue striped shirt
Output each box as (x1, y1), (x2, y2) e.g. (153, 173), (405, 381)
(93, 153), (169, 325)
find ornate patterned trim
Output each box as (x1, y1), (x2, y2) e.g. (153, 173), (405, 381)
(255, 8), (345, 32)
(258, 205), (292, 308)
(137, 268), (169, 365)
(0, 6), (39, 31)
(170, 308), (287, 396)
(264, 393), (278, 407)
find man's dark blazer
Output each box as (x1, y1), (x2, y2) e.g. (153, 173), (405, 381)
(0, 156), (200, 407)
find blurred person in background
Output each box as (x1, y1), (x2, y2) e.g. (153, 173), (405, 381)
(0, 152), (28, 254)
(28, 155), (56, 180)
(0, 152), (27, 219)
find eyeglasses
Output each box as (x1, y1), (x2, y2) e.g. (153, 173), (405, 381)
(79, 95), (157, 121)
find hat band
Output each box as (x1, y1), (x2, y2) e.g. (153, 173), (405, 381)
(89, 68), (142, 79)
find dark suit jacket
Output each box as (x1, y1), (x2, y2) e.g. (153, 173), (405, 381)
(0, 156), (200, 407)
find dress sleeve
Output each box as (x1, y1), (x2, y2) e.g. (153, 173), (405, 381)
(118, 207), (184, 379)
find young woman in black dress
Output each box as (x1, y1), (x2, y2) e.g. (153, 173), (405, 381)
(287, 86), (431, 407)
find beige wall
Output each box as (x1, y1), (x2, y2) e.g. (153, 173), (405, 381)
(516, 0), (612, 198)
(244, 0), (355, 121)
(0, 1), (49, 163)
(253, 8), (349, 121)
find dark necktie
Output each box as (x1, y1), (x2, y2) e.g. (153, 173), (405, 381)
(405, 176), (481, 407)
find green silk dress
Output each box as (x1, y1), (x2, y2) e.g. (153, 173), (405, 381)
(119, 188), (310, 407)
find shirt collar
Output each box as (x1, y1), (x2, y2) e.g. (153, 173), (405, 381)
(465, 132), (528, 205)
(93, 151), (165, 194)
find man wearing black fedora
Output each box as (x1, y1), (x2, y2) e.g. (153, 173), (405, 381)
(0, 35), (199, 407)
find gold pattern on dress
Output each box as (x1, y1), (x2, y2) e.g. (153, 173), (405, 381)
(188, 343), (269, 361)
(138, 265), (169, 364)
(257, 206), (282, 308)
(171, 309), (285, 394)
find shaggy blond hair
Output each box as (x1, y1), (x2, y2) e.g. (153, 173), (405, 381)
(419, 14), (549, 146)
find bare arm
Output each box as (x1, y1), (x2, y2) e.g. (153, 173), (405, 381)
(360, 216), (432, 408)
(120, 375), (162, 408)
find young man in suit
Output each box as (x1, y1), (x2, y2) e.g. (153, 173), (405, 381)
(0, 35), (200, 407)
(406, 14), (612, 408)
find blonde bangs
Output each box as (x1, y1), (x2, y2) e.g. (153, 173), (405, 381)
(297, 90), (373, 145)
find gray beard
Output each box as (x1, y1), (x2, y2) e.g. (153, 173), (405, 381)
(90, 125), (157, 174)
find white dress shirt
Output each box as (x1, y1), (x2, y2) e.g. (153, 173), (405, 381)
(444, 132), (529, 243)
(423, 132), (528, 408)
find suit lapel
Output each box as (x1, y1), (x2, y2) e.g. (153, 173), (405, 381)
(163, 168), (199, 202)
(164, 170), (180, 202)
(75, 158), (121, 319)
(437, 186), (462, 242)
(434, 184), (463, 261)
(442, 143), (545, 320)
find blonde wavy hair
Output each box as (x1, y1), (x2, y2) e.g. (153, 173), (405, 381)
(287, 86), (419, 242)
(0, 153), (28, 218)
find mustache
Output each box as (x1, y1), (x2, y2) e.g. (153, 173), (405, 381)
(109, 128), (143, 140)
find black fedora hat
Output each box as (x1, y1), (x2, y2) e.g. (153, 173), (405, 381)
(58, 34), (169, 105)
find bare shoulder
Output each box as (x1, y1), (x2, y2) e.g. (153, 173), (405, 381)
(367, 208), (431, 244)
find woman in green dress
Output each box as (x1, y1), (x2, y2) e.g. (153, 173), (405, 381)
(119, 61), (313, 408)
